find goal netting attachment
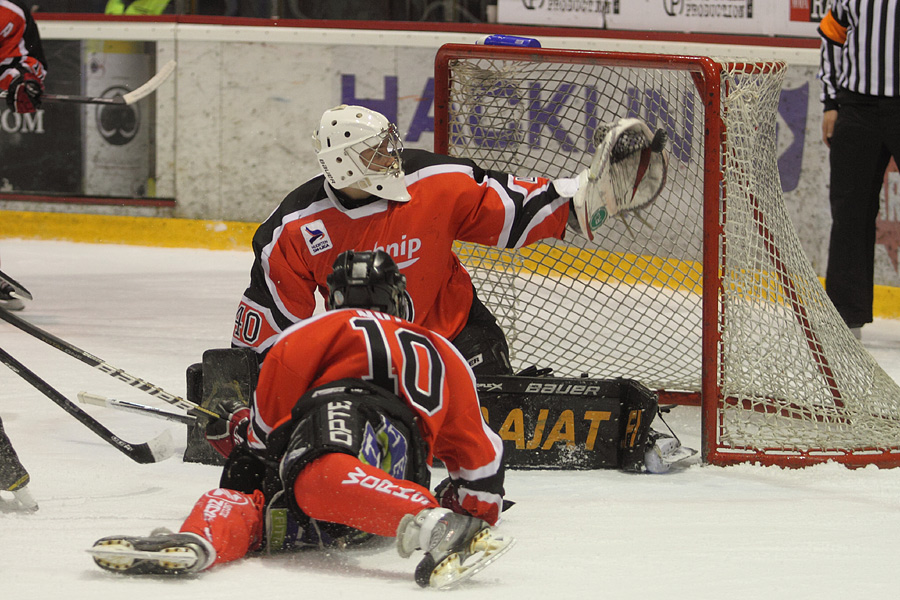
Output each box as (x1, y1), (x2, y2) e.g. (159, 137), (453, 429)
(434, 44), (900, 468)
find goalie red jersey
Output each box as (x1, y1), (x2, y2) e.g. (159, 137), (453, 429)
(248, 307), (505, 524)
(232, 148), (570, 356)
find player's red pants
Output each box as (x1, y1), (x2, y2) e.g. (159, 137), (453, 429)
(179, 453), (438, 567)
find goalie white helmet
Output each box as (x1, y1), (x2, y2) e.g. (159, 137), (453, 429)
(312, 105), (411, 202)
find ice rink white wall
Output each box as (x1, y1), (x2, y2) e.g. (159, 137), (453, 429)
(3, 19), (898, 289)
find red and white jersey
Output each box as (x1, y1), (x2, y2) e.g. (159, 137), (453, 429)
(247, 308), (505, 520)
(232, 149), (570, 356)
(0, 0), (46, 90)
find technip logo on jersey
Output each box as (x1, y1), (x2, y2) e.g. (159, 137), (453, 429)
(373, 235), (422, 269)
(302, 219), (333, 255)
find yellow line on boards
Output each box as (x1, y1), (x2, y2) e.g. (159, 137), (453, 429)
(0, 210), (255, 251)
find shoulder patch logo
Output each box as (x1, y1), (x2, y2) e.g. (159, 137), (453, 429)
(302, 219), (333, 255)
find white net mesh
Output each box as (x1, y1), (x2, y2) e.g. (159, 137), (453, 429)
(716, 62), (900, 456)
(440, 49), (900, 466)
(447, 55), (705, 388)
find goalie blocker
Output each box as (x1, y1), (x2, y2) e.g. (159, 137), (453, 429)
(183, 348), (258, 465)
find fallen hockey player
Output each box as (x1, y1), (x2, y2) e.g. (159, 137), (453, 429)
(88, 250), (515, 589)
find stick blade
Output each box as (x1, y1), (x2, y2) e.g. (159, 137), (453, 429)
(128, 429), (177, 464)
(144, 429), (177, 463)
(122, 60), (176, 105)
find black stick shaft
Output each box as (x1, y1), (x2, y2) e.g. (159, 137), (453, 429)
(0, 307), (219, 419)
(0, 346), (169, 464)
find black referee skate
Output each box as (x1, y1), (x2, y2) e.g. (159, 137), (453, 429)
(396, 508), (515, 589)
(0, 473), (38, 512)
(88, 529), (215, 575)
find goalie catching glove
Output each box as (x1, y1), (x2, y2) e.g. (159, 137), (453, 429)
(570, 118), (668, 241)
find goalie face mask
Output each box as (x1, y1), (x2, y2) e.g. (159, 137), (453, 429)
(327, 250), (411, 320)
(312, 105), (410, 202)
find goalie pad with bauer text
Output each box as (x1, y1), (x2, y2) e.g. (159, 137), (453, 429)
(476, 375), (657, 471)
(568, 118), (668, 241)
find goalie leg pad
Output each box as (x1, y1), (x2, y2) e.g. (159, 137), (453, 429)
(476, 376), (658, 470)
(451, 291), (512, 376)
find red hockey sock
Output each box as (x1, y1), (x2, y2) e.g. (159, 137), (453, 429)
(180, 488), (266, 566)
(293, 453), (438, 537)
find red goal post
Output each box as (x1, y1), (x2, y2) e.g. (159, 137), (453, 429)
(433, 43), (900, 468)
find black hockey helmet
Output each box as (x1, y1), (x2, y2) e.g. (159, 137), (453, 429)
(327, 250), (410, 319)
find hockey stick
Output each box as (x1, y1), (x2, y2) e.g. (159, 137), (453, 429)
(78, 392), (197, 426)
(0, 269), (33, 300)
(0, 306), (222, 420)
(0, 60), (176, 106)
(0, 346), (175, 464)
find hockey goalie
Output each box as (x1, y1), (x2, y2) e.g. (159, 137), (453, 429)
(187, 107), (677, 473)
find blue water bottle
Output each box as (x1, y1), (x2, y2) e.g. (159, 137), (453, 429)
(476, 34), (542, 48)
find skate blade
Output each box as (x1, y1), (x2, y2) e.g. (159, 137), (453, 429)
(430, 532), (517, 590)
(87, 542), (198, 573)
(12, 487), (39, 511)
(0, 486), (39, 512)
(662, 445), (697, 466)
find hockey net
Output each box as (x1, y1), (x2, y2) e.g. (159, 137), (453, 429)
(434, 44), (900, 468)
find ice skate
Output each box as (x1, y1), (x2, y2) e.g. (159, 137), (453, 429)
(88, 528), (215, 575)
(644, 429), (697, 474)
(7, 485), (39, 511)
(396, 507), (515, 589)
(0, 479), (39, 512)
(0, 424), (37, 511)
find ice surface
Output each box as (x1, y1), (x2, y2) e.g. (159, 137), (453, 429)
(2, 239), (900, 598)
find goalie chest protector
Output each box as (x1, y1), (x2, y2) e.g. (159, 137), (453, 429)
(476, 376), (657, 470)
